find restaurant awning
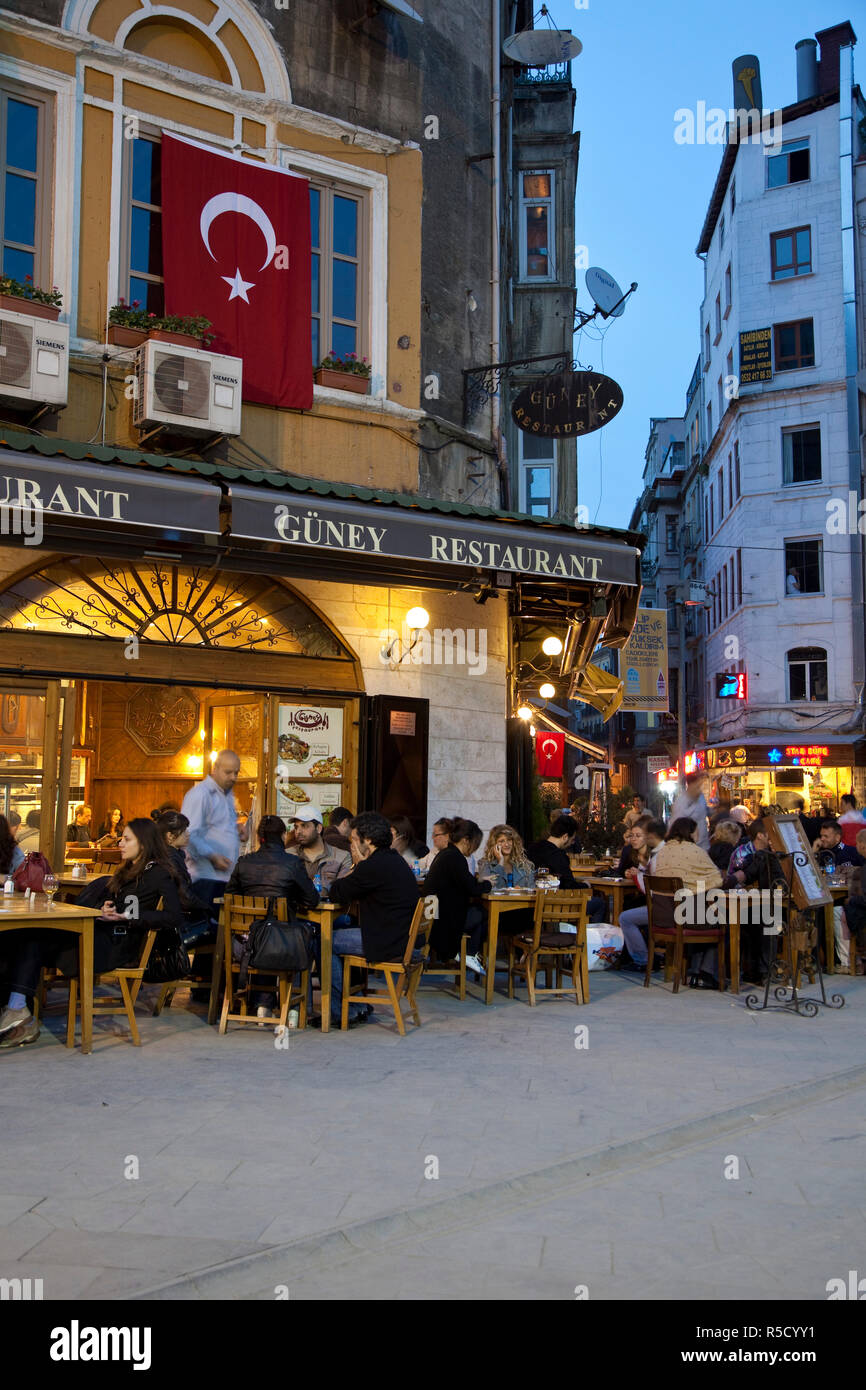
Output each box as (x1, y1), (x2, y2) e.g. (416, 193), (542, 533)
(569, 662), (624, 720)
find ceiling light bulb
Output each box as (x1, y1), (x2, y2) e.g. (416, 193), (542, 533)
(517, 705), (533, 721)
(539, 683), (556, 699)
(405, 606), (429, 630)
(541, 636), (563, 656)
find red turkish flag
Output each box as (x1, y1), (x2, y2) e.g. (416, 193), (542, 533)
(536, 732), (564, 779)
(161, 133), (312, 409)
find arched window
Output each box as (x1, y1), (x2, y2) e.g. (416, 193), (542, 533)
(787, 647), (827, 702)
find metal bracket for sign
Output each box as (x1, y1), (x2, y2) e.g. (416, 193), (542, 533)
(463, 351), (573, 422)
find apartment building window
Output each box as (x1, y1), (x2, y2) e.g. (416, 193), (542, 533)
(734, 440), (741, 497)
(714, 294), (721, 343)
(2, 84), (53, 287)
(771, 226), (811, 279)
(665, 515), (677, 553)
(774, 318), (814, 372)
(708, 484), (714, 535)
(704, 496), (710, 542)
(706, 401), (712, 442)
(717, 376), (724, 421)
(782, 425), (821, 485)
(309, 182), (368, 364)
(722, 561), (728, 619)
(518, 171), (555, 282)
(788, 647), (828, 702)
(726, 348), (734, 390)
(727, 451), (733, 509)
(518, 432), (556, 517)
(729, 556), (735, 613)
(767, 137), (809, 188)
(719, 214), (725, 245)
(717, 468), (723, 520)
(730, 179), (735, 214)
(724, 264), (732, 314)
(736, 548), (742, 606)
(785, 538), (823, 594)
(123, 134), (164, 314)
(704, 323), (711, 371)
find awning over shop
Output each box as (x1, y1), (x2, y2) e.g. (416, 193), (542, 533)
(569, 662), (624, 721)
(0, 448), (222, 538)
(696, 737), (866, 770)
(228, 483), (641, 588)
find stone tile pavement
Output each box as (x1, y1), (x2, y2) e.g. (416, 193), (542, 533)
(1, 969), (864, 1300)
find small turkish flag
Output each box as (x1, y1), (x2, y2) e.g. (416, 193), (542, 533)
(536, 732), (564, 779)
(161, 133), (312, 409)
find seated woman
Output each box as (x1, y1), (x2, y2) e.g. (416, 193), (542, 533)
(424, 816), (491, 976)
(477, 825), (536, 890)
(0, 817), (184, 1049)
(156, 810), (218, 949)
(708, 819), (741, 876)
(96, 806), (124, 849)
(389, 815), (428, 869)
(653, 817), (723, 989)
(0, 815), (25, 883)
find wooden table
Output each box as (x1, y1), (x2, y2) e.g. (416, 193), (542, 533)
(482, 891), (536, 1005)
(824, 884), (850, 975)
(0, 896), (101, 1053)
(584, 876), (631, 925)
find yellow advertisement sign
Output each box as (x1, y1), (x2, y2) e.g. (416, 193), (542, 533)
(620, 607), (669, 712)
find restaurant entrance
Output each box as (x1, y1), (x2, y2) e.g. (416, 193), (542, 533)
(0, 558), (365, 862)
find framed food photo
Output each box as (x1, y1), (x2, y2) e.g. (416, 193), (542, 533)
(273, 700), (351, 823)
(765, 814), (832, 910)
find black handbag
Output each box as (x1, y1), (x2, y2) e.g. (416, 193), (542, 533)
(238, 898), (312, 988)
(144, 926), (191, 984)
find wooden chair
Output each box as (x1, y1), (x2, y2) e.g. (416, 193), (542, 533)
(644, 875), (726, 993)
(506, 889), (590, 1006)
(419, 919), (469, 1001)
(50, 904), (163, 1047)
(340, 896), (435, 1035)
(218, 894), (308, 1035)
(150, 939), (217, 1016)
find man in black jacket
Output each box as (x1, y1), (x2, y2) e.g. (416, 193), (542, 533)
(527, 816), (606, 922)
(326, 812), (419, 1028)
(225, 815), (320, 913)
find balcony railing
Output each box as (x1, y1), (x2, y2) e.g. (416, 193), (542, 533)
(515, 61), (572, 86)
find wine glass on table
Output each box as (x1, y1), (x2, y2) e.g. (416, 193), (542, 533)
(43, 873), (58, 909)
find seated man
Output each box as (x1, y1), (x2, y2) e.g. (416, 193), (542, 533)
(290, 805), (352, 893)
(326, 811), (419, 1029)
(812, 819), (864, 869)
(842, 837), (866, 973)
(322, 806), (353, 853)
(527, 816), (606, 923)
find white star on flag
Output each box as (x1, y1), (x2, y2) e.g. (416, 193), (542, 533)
(221, 268), (255, 303)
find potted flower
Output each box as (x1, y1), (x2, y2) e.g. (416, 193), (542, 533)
(314, 350), (372, 395)
(107, 300), (155, 347)
(149, 314), (215, 349)
(0, 273), (62, 321)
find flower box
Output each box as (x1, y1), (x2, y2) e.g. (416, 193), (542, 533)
(314, 367), (370, 394)
(0, 293), (60, 322)
(149, 328), (203, 349)
(107, 324), (148, 348)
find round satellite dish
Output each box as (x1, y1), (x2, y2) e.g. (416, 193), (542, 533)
(503, 30), (582, 66)
(585, 266), (625, 318)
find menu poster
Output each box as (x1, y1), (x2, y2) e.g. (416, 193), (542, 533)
(275, 703), (344, 821)
(766, 814), (832, 910)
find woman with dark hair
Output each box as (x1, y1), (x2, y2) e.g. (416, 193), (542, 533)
(424, 817), (491, 975)
(389, 814), (428, 867)
(0, 817), (184, 1049)
(96, 806), (124, 847)
(155, 810), (216, 947)
(0, 815), (24, 880)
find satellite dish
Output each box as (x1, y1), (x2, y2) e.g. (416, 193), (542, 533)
(503, 29), (582, 66)
(377, 0), (423, 21)
(585, 266), (626, 318)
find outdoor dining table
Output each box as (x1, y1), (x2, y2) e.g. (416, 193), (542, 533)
(824, 882), (850, 975)
(584, 875), (631, 926)
(0, 895), (102, 1053)
(481, 889), (536, 1005)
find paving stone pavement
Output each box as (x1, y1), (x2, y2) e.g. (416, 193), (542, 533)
(1, 971), (864, 1301)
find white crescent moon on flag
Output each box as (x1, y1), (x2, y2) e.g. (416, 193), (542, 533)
(200, 192), (278, 271)
(541, 738), (558, 758)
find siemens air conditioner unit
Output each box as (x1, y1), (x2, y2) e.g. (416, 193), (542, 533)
(0, 308), (69, 408)
(134, 339), (242, 436)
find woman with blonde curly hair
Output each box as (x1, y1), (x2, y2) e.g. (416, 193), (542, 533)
(478, 825), (536, 890)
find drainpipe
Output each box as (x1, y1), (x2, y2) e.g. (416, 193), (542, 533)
(491, 0), (503, 492)
(838, 42), (866, 733)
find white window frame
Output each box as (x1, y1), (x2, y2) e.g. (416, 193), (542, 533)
(518, 168), (556, 284)
(766, 137), (810, 190)
(787, 647), (828, 702)
(781, 423), (822, 487)
(517, 431), (557, 516)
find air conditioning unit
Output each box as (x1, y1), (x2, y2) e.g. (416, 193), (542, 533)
(0, 307), (69, 408)
(133, 339), (242, 436)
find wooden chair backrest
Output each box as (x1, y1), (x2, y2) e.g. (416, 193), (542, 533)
(404, 894), (437, 969)
(644, 875), (684, 933)
(529, 889), (590, 948)
(223, 894), (289, 933)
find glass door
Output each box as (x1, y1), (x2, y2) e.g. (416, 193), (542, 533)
(202, 693), (268, 839)
(0, 679), (78, 870)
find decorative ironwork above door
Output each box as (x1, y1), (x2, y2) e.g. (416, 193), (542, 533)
(0, 560), (348, 659)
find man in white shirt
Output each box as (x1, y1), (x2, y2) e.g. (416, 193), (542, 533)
(670, 774), (710, 851)
(181, 749), (244, 912)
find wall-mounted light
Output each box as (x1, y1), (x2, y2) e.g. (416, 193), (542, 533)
(405, 606), (429, 630)
(539, 682), (556, 700)
(541, 635), (563, 656)
(517, 705), (533, 721)
(381, 606), (431, 665)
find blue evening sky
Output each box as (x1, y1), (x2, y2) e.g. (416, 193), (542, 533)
(542, 0), (856, 529)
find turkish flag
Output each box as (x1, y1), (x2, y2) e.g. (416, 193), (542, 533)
(161, 133), (312, 409)
(536, 732), (564, 779)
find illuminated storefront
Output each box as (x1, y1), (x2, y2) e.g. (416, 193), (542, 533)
(656, 739), (865, 810)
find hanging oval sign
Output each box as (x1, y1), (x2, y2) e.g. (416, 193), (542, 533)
(511, 370), (624, 438)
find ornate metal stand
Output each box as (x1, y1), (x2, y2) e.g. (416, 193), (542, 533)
(745, 915), (845, 1017)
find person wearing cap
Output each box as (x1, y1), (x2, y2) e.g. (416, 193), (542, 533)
(290, 805), (352, 893)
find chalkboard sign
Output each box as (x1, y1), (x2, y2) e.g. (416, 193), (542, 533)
(765, 814), (832, 910)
